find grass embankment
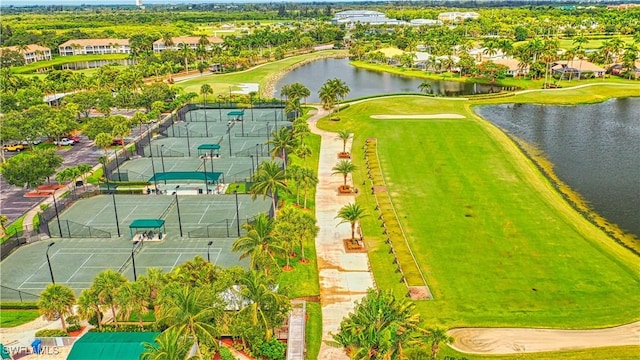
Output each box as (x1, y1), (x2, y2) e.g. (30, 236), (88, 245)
(175, 50), (347, 100)
(349, 60), (637, 91)
(271, 108), (322, 360)
(0, 303), (40, 328)
(317, 92), (640, 329)
(11, 53), (130, 74)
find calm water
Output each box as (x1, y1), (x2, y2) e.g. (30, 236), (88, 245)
(275, 58), (510, 101)
(476, 98), (640, 238)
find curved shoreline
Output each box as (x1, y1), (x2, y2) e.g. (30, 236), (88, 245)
(261, 51), (348, 99)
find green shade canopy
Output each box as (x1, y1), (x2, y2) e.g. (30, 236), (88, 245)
(149, 171), (222, 182)
(227, 110), (245, 116)
(67, 332), (161, 360)
(129, 219), (165, 229)
(197, 144), (221, 151)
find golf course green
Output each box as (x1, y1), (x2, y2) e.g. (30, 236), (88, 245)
(317, 88), (640, 330)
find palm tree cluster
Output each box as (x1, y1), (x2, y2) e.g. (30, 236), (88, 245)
(233, 206), (319, 275)
(329, 288), (453, 360)
(318, 78), (350, 113)
(39, 256), (293, 359)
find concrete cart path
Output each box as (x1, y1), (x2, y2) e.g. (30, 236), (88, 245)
(307, 107), (376, 360)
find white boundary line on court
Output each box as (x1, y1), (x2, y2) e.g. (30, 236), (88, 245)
(65, 254), (94, 282)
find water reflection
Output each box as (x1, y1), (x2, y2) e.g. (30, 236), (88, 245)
(275, 58), (513, 101)
(476, 98), (640, 238)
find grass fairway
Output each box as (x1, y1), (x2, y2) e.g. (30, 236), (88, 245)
(317, 92), (639, 330)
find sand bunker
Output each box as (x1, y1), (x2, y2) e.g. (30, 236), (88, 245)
(370, 114), (465, 119)
(448, 321), (640, 354)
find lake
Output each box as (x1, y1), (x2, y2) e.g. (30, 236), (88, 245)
(275, 58), (512, 101)
(476, 98), (640, 238)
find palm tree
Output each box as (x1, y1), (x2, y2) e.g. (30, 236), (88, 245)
(418, 81), (431, 94)
(116, 281), (150, 330)
(141, 328), (194, 360)
(94, 132), (113, 159)
(236, 271), (290, 341)
(336, 203), (367, 244)
(292, 119), (310, 146)
(299, 167), (318, 209)
(267, 127), (296, 174)
(294, 143), (311, 166)
(332, 160), (357, 187)
(250, 161), (290, 219)
(139, 268), (167, 319)
(77, 286), (103, 331)
(328, 78), (350, 115)
(178, 43), (195, 74)
(0, 215), (8, 234)
(92, 269), (128, 326)
(277, 206), (318, 264)
(318, 83), (335, 111)
(329, 288), (423, 359)
(427, 328), (453, 359)
(38, 284), (76, 332)
(232, 213), (283, 273)
(161, 33), (175, 50)
(336, 130), (352, 154)
(158, 286), (223, 360)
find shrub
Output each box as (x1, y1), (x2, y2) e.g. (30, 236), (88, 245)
(218, 347), (235, 360)
(35, 329), (67, 337)
(256, 339), (286, 360)
(66, 324), (81, 333)
(0, 302), (38, 310)
(66, 315), (80, 326)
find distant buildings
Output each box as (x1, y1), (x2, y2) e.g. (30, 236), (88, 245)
(437, 12), (480, 22)
(1, 44), (52, 63)
(58, 39), (130, 55)
(410, 19), (442, 26)
(332, 10), (405, 26)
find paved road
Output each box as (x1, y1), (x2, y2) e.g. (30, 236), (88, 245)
(0, 135), (103, 225)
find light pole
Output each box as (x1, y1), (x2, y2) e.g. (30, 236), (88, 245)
(249, 155), (254, 179)
(266, 122), (270, 154)
(227, 124), (232, 157)
(159, 144), (166, 185)
(46, 242), (56, 284)
(175, 186), (183, 237)
(209, 151), (214, 175)
(207, 241), (213, 263)
(131, 240), (139, 281)
(112, 191), (121, 237)
(234, 191), (241, 236)
(255, 144), (260, 167)
(184, 124), (191, 157)
(148, 125), (158, 193)
(202, 157), (210, 194)
(52, 194), (62, 237)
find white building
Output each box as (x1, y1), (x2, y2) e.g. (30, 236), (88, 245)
(410, 19), (442, 26)
(438, 12), (480, 22)
(152, 36), (223, 53)
(332, 10), (406, 26)
(1, 44), (52, 63)
(58, 39), (130, 56)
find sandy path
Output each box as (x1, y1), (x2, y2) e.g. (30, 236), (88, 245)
(370, 114), (465, 119)
(449, 321), (640, 354)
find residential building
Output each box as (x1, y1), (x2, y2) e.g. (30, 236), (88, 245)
(152, 36), (223, 53)
(333, 10), (386, 19)
(58, 39), (130, 56)
(491, 58), (529, 76)
(1, 44), (52, 63)
(551, 60), (606, 78)
(438, 12), (480, 22)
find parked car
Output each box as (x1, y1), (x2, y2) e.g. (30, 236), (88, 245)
(21, 139), (43, 146)
(3, 144), (25, 152)
(54, 138), (75, 146)
(67, 135), (80, 143)
(111, 139), (124, 146)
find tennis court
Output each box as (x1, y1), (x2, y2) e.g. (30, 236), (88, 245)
(0, 193), (271, 300)
(0, 236), (239, 299)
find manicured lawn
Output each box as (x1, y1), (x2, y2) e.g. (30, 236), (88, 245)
(317, 91), (640, 330)
(11, 53), (130, 74)
(305, 302), (322, 360)
(0, 309), (41, 328)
